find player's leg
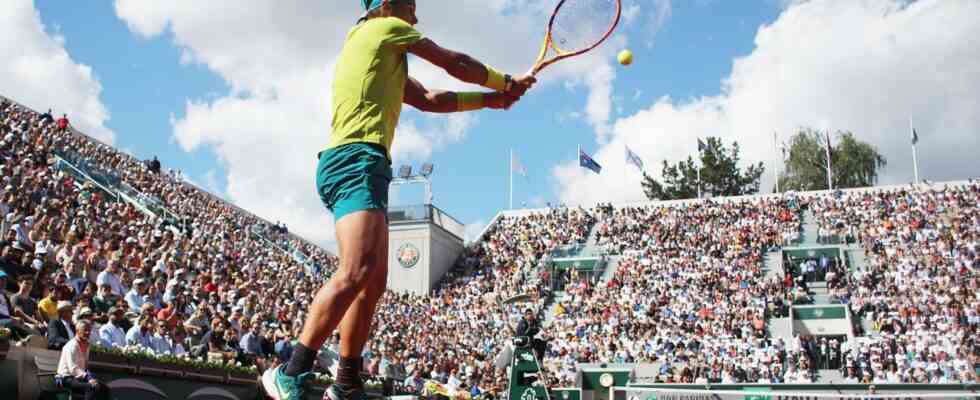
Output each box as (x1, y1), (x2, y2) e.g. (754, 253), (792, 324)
(328, 216), (389, 399)
(263, 210), (385, 400)
(296, 210), (387, 352)
(262, 143), (390, 400)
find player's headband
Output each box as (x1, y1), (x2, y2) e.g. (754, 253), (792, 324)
(362, 0), (384, 12)
(359, 0), (413, 23)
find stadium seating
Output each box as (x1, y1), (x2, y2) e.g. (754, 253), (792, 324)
(0, 95), (975, 400)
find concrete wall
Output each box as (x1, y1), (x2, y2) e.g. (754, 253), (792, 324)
(387, 221), (463, 295)
(388, 223), (432, 295)
(429, 224), (463, 291)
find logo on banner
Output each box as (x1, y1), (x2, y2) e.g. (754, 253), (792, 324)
(397, 243), (420, 269)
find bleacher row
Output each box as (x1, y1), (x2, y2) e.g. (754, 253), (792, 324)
(0, 96), (976, 400)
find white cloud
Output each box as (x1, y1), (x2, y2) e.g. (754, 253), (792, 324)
(556, 0), (980, 207)
(585, 64), (615, 136)
(113, 0), (635, 246)
(645, 0), (673, 48)
(0, 0), (114, 144)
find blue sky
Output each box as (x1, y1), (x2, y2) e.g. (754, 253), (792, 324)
(6, 0), (979, 247)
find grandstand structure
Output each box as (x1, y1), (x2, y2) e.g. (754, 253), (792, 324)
(0, 94), (976, 400)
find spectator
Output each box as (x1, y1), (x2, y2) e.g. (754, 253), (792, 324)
(11, 276), (43, 330)
(124, 278), (148, 314)
(47, 300), (75, 350)
(55, 114), (70, 133)
(55, 319), (111, 400)
(1, 270), (39, 339)
(98, 307), (126, 348)
(126, 316), (153, 348)
(95, 261), (125, 297)
(240, 320), (264, 357)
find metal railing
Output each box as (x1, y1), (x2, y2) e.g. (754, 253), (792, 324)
(387, 204), (466, 239)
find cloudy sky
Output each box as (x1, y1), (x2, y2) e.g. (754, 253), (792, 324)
(3, 0), (978, 249)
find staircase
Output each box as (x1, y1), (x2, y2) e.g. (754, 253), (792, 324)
(809, 281), (831, 305)
(763, 250), (782, 280)
(799, 210), (822, 246)
(767, 317), (792, 341)
(599, 255), (621, 283)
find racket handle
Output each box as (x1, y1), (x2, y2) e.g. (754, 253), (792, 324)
(526, 64), (542, 77)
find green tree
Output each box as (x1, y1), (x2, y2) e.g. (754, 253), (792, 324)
(777, 128), (886, 191)
(642, 137), (765, 200)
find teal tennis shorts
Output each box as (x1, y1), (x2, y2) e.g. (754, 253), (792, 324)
(316, 142), (392, 222)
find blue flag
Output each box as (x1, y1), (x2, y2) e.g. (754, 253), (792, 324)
(625, 145), (644, 170)
(697, 138), (707, 153)
(579, 149), (602, 174)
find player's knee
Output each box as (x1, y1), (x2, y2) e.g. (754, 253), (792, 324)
(334, 266), (372, 292)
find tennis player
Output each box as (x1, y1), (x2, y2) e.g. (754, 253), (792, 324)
(261, 1), (535, 399)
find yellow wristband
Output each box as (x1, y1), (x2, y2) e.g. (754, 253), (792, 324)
(457, 92), (484, 111)
(485, 66), (508, 92)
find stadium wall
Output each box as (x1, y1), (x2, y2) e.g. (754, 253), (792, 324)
(387, 217), (464, 295)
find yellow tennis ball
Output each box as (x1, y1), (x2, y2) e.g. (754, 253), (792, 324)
(618, 49), (633, 66)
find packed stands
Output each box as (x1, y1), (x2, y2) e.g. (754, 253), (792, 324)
(0, 94), (976, 399)
(548, 198), (808, 384)
(809, 186), (979, 383)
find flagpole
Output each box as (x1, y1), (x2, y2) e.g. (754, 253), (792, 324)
(825, 130), (833, 190)
(910, 118), (920, 184)
(509, 148), (514, 210)
(774, 131), (781, 193)
(697, 164), (702, 200)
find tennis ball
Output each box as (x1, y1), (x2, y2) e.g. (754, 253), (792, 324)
(618, 49), (633, 66)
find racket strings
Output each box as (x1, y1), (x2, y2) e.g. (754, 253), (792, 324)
(550, 0), (618, 54)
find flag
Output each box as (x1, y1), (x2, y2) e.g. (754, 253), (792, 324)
(911, 128), (919, 145)
(697, 138), (707, 153)
(511, 151), (527, 178)
(625, 145), (644, 170)
(579, 149), (602, 174)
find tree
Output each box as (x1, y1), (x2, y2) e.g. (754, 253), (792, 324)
(777, 128), (886, 191)
(641, 137), (765, 201)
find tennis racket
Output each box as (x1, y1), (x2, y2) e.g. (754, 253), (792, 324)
(528, 0), (623, 76)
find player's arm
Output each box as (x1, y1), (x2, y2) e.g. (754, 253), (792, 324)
(407, 38), (535, 97)
(404, 76), (515, 113)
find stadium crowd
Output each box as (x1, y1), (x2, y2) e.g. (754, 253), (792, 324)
(366, 208), (597, 395)
(0, 98), (338, 373)
(810, 185), (979, 383)
(0, 94), (976, 399)
(0, 98), (596, 397)
(547, 199), (813, 384)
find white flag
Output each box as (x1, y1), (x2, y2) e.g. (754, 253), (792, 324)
(511, 152), (527, 178)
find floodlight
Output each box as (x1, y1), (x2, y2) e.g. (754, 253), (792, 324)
(420, 163), (434, 177)
(398, 165), (413, 179)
